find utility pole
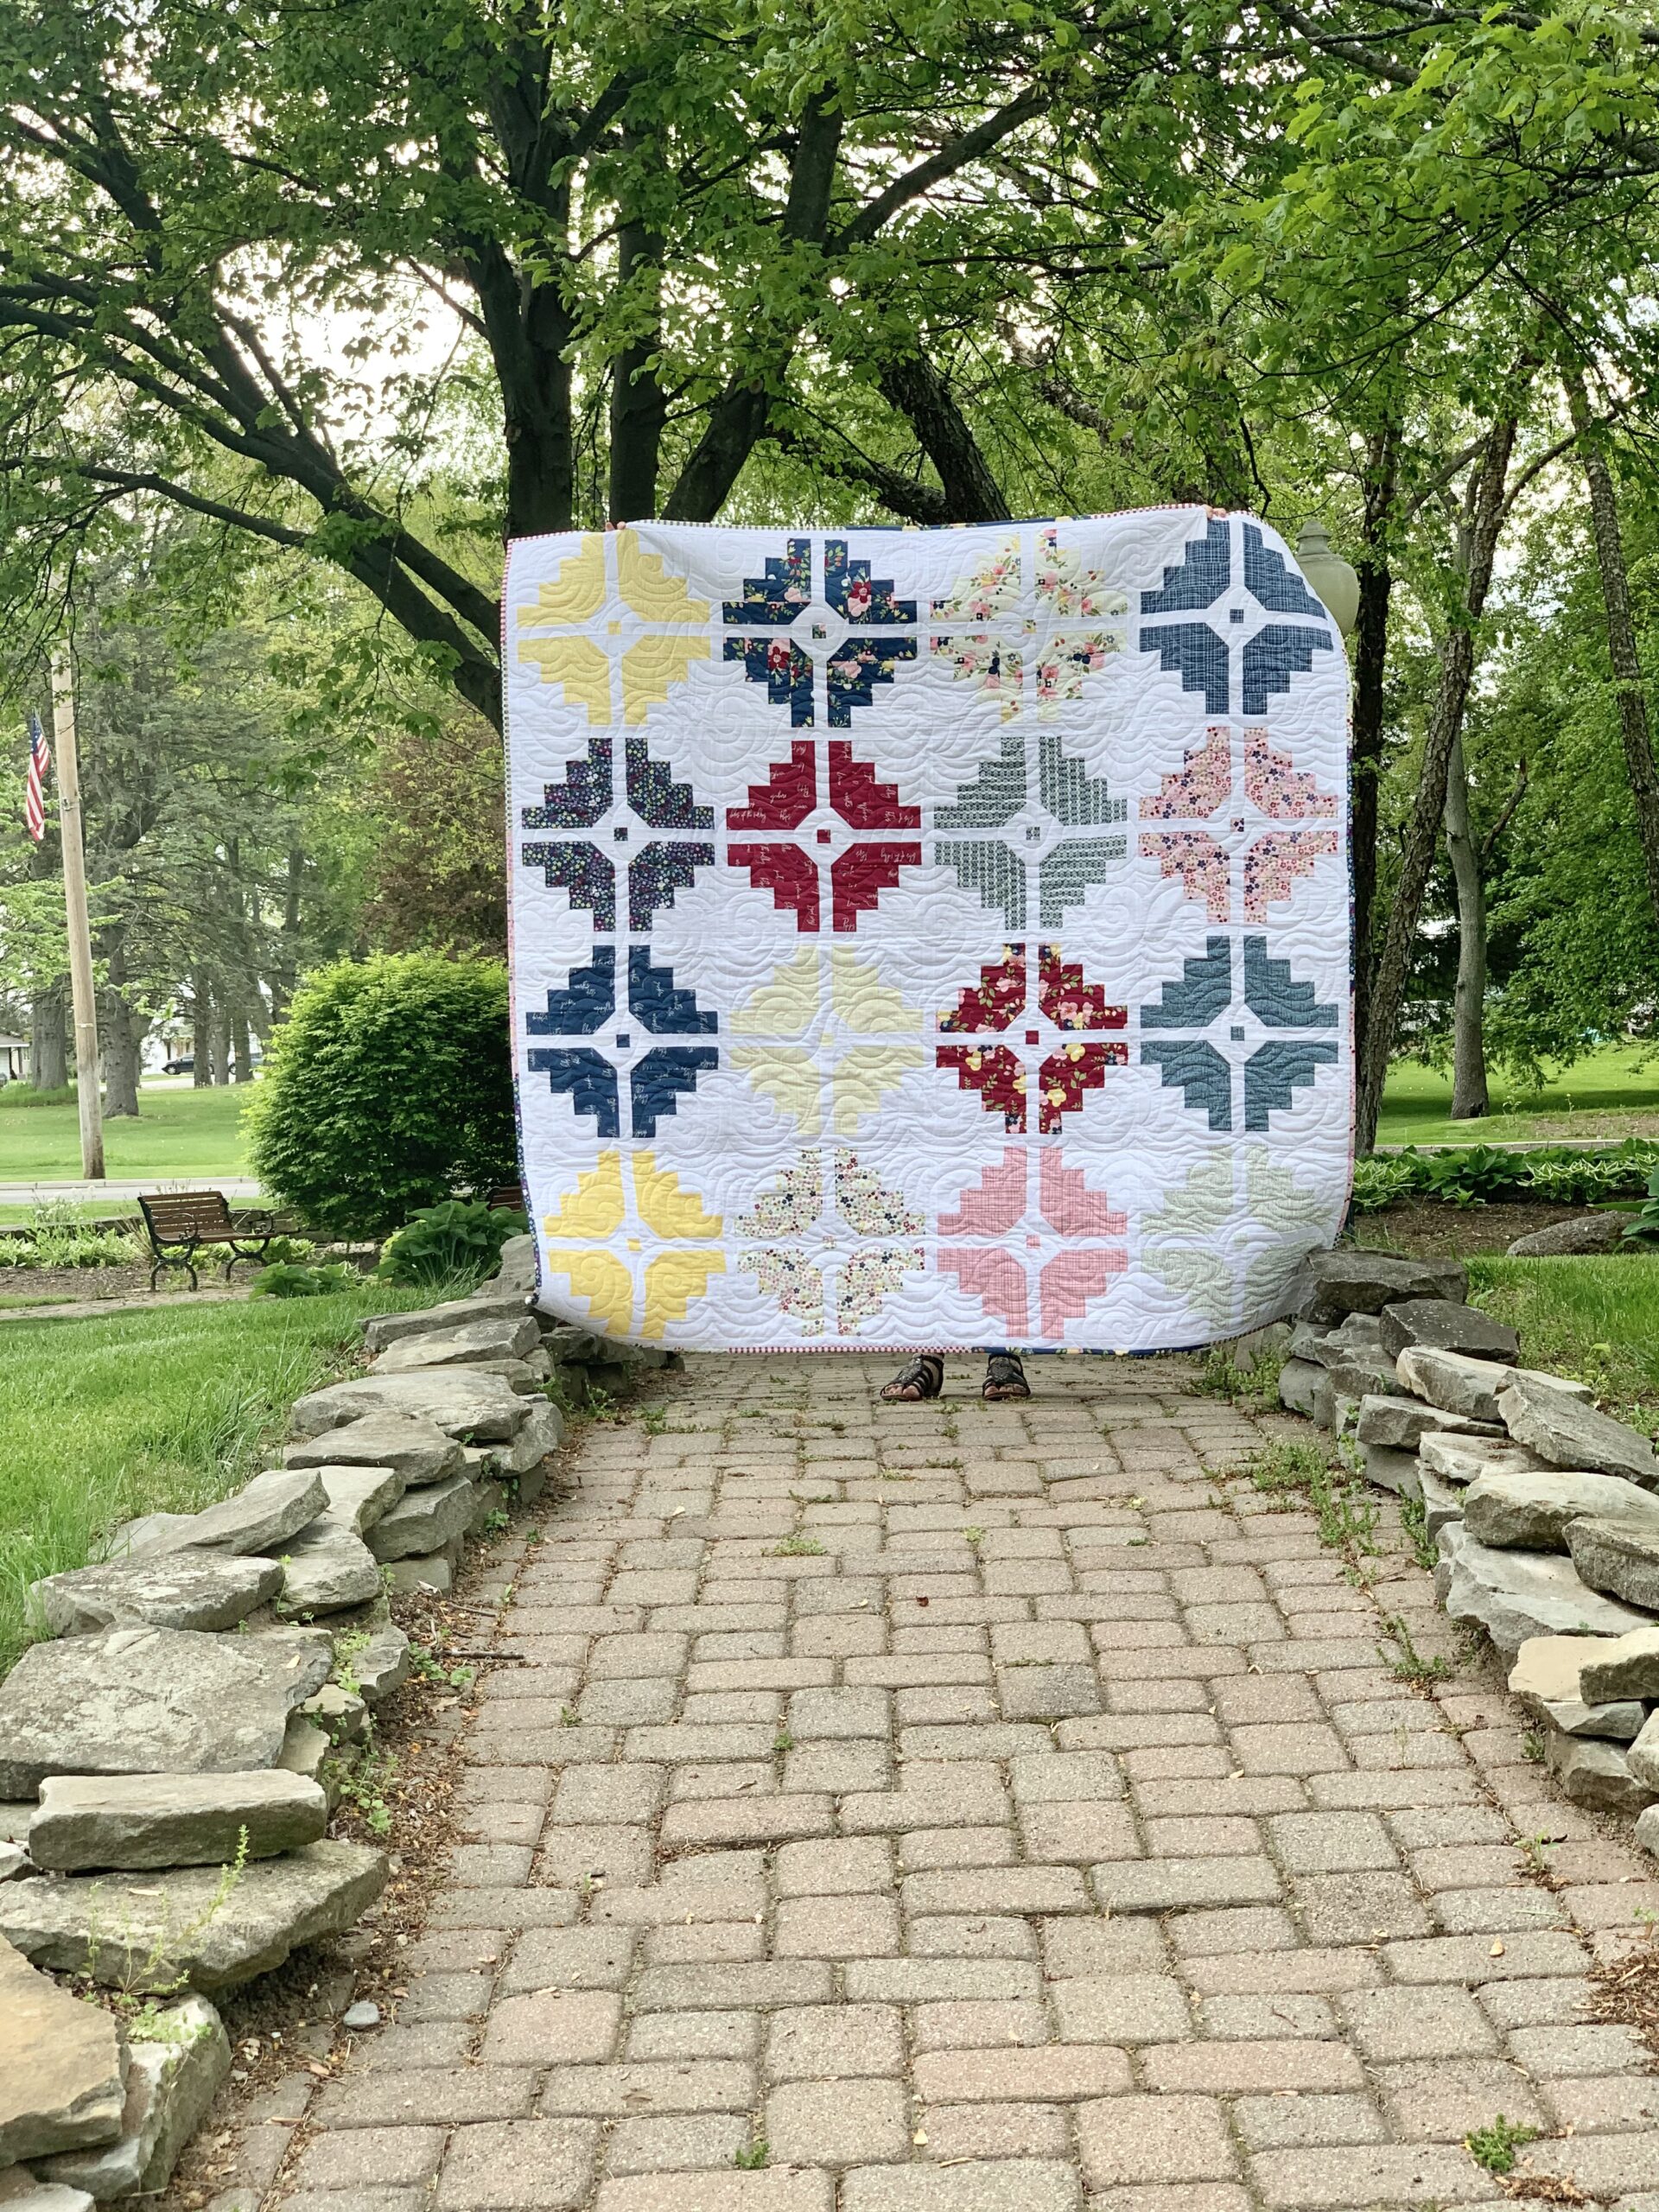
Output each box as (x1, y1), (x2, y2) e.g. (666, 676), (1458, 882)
(50, 649), (105, 1181)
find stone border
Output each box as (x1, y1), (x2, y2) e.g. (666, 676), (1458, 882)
(0, 1238), (658, 2209)
(1241, 1248), (1659, 1838)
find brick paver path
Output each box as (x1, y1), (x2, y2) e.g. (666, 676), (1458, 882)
(280, 1353), (1659, 2212)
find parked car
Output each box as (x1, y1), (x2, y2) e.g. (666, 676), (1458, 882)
(162, 1055), (194, 1075)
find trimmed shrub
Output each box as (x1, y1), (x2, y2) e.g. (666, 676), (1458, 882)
(245, 954), (517, 1237)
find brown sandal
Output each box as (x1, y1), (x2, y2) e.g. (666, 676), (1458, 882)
(880, 1354), (944, 1402)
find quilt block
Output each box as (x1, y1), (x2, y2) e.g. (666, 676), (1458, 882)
(505, 510), (1351, 1352)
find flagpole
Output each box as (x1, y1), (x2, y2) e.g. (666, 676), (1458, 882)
(50, 648), (105, 1182)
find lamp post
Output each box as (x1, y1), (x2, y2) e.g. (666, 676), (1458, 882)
(1296, 519), (1361, 639)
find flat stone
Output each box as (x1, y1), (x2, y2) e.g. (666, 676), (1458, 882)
(284, 1414), (463, 1486)
(1354, 1395), (1503, 1452)
(1545, 1732), (1656, 1815)
(1541, 1696), (1645, 1741)
(289, 1371), (529, 1443)
(302, 1682), (369, 1745)
(1290, 1249), (1468, 1324)
(1463, 1467), (1659, 1551)
(0, 2175), (95, 2211)
(1433, 1523), (1649, 1661)
(371, 1315), (541, 1373)
(0, 1840), (389, 1993)
(1326, 1351), (1400, 1403)
(455, 1356), (544, 1390)
(1279, 1359), (1334, 1425)
(41, 1997), (230, 2202)
(1419, 1465), (1465, 1538)
(1498, 1373), (1659, 1489)
(490, 1234), (537, 1297)
(1379, 1299), (1520, 1363)
(342, 1999), (382, 2031)
(542, 1323), (602, 1361)
(468, 1477), (507, 1532)
(1629, 1711), (1659, 1790)
(1395, 1348), (1512, 1422)
(0, 1841), (26, 1882)
(276, 1715), (330, 1789)
(1286, 1322), (1337, 1366)
(278, 1520), (383, 1614)
(314, 1465), (405, 1533)
(361, 1291), (536, 1352)
(366, 1473), (476, 1562)
(498, 1399), (564, 1472)
(1508, 1639), (1643, 1737)
(1291, 1315), (1385, 1370)
(125, 1470), (327, 1559)
(346, 1624), (411, 1703)
(29, 1771), (328, 1872)
(29, 1553), (281, 1637)
(1580, 1625), (1659, 1702)
(1509, 1635), (1596, 1705)
(1351, 1438), (1421, 1500)
(0, 1936), (126, 2163)
(101, 1512), (200, 1560)
(1565, 1511), (1659, 1611)
(1420, 1433), (1548, 1487)
(381, 1545), (459, 1594)
(0, 1625), (331, 1797)
(1507, 1213), (1630, 1257)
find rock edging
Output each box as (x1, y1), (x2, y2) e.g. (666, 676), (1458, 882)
(1245, 1245), (1659, 1845)
(0, 1236), (656, 2206)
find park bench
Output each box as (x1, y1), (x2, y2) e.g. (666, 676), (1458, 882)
(137, 1191), (278, 1291)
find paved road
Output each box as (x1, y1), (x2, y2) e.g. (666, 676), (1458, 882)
(0, 1176), (263, 1205)
(272, 1351), (1659, 2212)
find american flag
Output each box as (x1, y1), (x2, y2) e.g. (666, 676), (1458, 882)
(24, 710), (50, 842)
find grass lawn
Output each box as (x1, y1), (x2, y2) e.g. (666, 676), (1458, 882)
(1380, 1045), (1659, 1147)
(0, 1285), (430, 1674)
(1469, 1255), (1659, 1427)
(0, 1080), (253, 1184)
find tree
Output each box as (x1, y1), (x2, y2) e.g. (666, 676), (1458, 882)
(5, 0), (1658, 738)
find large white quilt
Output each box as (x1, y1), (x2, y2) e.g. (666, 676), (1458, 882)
(504, 511), (1351, 1352)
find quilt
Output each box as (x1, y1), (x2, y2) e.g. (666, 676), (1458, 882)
(504, 510), (1351, 1353)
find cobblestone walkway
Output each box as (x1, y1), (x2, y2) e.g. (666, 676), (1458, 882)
(279, 1353), (1659, 2212)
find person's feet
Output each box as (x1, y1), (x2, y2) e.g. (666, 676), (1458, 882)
(879, 1353), (1032, 1401)
(880, 1354), (944, 1402)
(982, 1351), (1030, 1401)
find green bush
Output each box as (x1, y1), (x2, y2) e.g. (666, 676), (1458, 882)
(0, 1199), (143, 1270)
(0, 1083), (75, 1109)
(1354, 1139), (1659, 1213)
(251, 1261), (358, 1299)
(378, 1199), (529, 1288)
(245, 953), (518, 1237)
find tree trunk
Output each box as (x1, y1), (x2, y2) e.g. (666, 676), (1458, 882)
(210, 997), (232, 1085)
(100, 938), (143, 1118)
(1356, 409), (1521, 1151)
(1564, 368), (1659, 937)
(232, 1006), (255, 1083)
(1350, 427), (1397, 1077)
(192, 971), (214, 1086)
(1443, 732), (1489, 1119)
(877, 356), (1011, 521)
(31, 982), (67, 1090)
(608, 167), (669, 524)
